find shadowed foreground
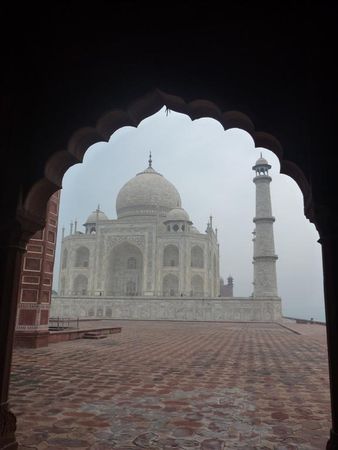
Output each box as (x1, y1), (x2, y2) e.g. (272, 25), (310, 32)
(10, 320), (330, 449)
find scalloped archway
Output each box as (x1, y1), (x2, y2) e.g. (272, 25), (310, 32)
(5, 89), (336, 450)
(23, 89), (314, 227)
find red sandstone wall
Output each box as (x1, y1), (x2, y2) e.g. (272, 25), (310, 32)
(15, 191), (60, 347)
(220, 283), (233, 297)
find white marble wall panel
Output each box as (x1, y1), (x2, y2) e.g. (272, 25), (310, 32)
(51, 296), (282, 322)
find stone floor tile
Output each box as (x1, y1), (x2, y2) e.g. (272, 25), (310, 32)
(12, 320), (331, 450)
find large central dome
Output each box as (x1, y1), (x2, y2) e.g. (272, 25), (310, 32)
(116, 160), (182, 219)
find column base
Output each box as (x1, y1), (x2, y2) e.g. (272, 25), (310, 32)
(0, 403), (18, 450)
(327, 429), (338, 449)
(14, 331), (49, 348)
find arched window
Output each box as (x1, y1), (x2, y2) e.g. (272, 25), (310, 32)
(163, 245), (179, 266)
(105, 242), (143, 296)
(163, 274), (179, 296)
(191, 274), (204, 296)
(62, 248), (68, 269)
(73, 274), (88, 295)
(75, 246), (90, 267)
(127, 257), (137, 269)
(191, 246), (204, 268)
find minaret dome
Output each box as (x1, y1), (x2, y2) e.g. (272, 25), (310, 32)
(252, 153), (271, 176)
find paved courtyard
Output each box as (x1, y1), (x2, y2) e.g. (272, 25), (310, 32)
(10, 321), (330, 449)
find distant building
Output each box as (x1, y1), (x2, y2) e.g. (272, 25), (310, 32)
(220, 276), (234, 297)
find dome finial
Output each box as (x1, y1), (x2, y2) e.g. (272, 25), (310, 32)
(148, 151), (152, 168)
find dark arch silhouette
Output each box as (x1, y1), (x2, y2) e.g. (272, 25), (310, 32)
(2, 4), (338, 448)
(23, 90), (313, 226)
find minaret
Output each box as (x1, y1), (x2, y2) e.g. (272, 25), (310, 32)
(252, 154), (278, 298)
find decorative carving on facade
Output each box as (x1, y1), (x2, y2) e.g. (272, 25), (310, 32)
(51, 296), (282, 322)
(107, 235), (145, 252)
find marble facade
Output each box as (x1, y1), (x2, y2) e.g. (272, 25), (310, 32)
(57, 157), (220, 301)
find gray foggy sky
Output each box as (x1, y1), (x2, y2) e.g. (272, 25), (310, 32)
(53, 107), (325, 321)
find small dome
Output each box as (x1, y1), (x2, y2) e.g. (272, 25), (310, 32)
(190, 225), (200, 234)
(255, 156), (269, 166)
(253, 153), (271, 172)
(165, 207), (191, 222)
(84, 208), (108, 224)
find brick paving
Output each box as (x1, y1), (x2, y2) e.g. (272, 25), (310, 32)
(9, 321), (331, 449)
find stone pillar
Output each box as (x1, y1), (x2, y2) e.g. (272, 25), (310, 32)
(0, 211), (45, 449)
(14, 191), (60, 348)
(252, 156), (278, 298)
(0, 243), (24, 450)
(316, 208), (338, 449)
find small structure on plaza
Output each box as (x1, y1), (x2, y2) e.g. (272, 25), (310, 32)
(51, 154), (282, 321)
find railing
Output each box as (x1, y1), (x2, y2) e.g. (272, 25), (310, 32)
(283, 316), (326, 325)
(49, 317), (79, 330)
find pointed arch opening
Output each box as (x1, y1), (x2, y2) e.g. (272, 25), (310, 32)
(62, 248), (68, 269)
(73, 274), (88, 295)
(163, 245), (179, 267)
(75, 246), (90, 268)
(191, 245), (204, 268)
(163, 273), (179, 296)
(191, 274), (204, 296)
(105, 242), (143, 296)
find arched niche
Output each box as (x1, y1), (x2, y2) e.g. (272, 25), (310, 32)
(163, 273), (179, 296)
(73, 274), (88, 295)
(62, 248), (68, 269)
(75, 246), (90, 267)
(105, 242), (143, 296)
(191, 274), (204, 296)
(163, 245), (179, 267)
(191, 245), (204, 268)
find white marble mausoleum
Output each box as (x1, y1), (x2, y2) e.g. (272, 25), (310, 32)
(51, 154), (282, 321)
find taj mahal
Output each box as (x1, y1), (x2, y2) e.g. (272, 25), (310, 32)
(51, 154), (282, 321)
